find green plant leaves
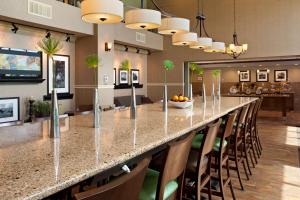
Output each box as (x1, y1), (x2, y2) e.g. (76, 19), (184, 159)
(120, 59), (131, 71)
(212, 69), (221, 77)
(189, 63), (204, 75)
(37, 37), (62, 57)
(163, 59), (174, 70)
(85, 54), (100, 69)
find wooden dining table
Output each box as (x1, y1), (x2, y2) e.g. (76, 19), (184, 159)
(0, 97), (256, 200)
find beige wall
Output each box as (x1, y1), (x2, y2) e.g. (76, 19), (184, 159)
(148, 0), (300, 100)
(114, 50), (148, 97)
(0, 24), (75, 119)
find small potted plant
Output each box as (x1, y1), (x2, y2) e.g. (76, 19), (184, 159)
(33, 101), (51, 118)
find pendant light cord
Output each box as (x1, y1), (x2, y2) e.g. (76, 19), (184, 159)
(233, 0), (236, 33)
(150, 0), (173, 17)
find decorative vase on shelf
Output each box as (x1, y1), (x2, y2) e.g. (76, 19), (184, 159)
(50, 89), (60, 138)
(130, 86), (137, 119)
(93, 88), (100, 128)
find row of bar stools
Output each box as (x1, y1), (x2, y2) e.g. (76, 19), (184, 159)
(73, 100), (263, 200)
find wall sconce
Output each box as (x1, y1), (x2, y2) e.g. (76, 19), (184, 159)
(237, 70), (240, 74)
(105, 42), (112, 51)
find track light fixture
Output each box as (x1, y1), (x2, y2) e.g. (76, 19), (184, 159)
(125, 46), (129, 52)
(136, 49), (140, 53)
(45, 31), (51, 39)
(65, 34), (71, 42)
(11, 23), (19, 34)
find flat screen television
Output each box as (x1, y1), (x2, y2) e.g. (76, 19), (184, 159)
(0, 47), (43, 81)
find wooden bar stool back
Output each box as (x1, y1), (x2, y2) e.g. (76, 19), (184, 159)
(228, 104), (250, 190)
(74, 157), (151, 200)
(184, 119), (222, 200)
(210, 111), (239, 200)
(139, 132), (195, 200)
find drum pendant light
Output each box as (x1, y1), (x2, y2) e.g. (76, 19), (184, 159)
(204, 42), (226, 53)
(158, 17), (190, 35)
(81, 0), (124, 24)
(125, 0), (161, 30)
(172, 32), (198, 46)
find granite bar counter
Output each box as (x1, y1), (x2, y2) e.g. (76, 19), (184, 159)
(0, 97), (256, 200)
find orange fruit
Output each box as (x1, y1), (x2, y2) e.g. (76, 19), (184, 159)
(184, 97), (189, 101)
(172, 95), (179, 101)
(178, 96), (184, 102)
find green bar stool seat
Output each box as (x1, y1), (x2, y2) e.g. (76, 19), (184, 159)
(139, 169), (178, 200)
(192, 133), (227, 152)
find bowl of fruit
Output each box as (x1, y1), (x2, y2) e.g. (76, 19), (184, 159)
(168, 94), (193, 109)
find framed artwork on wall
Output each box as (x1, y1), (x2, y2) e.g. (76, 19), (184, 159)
(256, 70), (269, 82)
(0, 97), (20, 124)
(131, 69), (139, 84)
(119, 69), (129, 84)
(274, 70), (288, 82)
(47, 54), (70, 95)
(239, 70), (251, 82)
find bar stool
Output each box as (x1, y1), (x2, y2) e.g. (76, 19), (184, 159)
(210, 111), (239, 200)
(228, 105), (250, 190)
(74, 157), (151, 200)
(250, 98), (263, 157)
(139, 132), (195, 200)
(183, 119), (222, 200)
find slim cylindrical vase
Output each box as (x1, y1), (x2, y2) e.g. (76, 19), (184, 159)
(163, 85), (168, 112)
(130, 86), (137, 119)
(202, 82), (206, 103)
(50, 89), (60, 138)
(93, 88), (100, 128)
(212, 80), (215, 101)
(217, 76), (221, 100)
(189, 83), (193, 101)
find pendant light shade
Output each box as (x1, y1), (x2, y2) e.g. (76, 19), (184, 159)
(81, 0), (124, 24)
(125, 9), (161, 29)
(190, 37), (213, 49)
(204, 42), (225, 53)
(172, 32), (198, 46)
(158, 17), (190, 35)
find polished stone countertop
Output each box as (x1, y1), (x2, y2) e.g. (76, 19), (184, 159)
(0, 97), (256, 200)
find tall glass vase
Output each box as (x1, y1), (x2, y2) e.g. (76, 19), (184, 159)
(212, 80), (215, 101)
(217, 76), (221, 100)
(93, 88), (100, 128)
(202, 82), (206, 103)
(163, 84), (168, 112)
(189, 83), (193, 101)
(50, 89), (60, 138)
(130, 86), (137, 119)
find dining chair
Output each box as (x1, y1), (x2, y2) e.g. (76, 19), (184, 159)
(139, 132), (195, 200)
(183, 118), (222, 200)
(74, 157), (151, 200)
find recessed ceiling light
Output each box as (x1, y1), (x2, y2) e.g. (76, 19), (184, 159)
(259, 64), (262, 67)
(294, 63), (299, 66)
(276, 64), (280, 66)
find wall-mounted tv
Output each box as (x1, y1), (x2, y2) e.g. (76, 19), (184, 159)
(0, 47), (43, 82)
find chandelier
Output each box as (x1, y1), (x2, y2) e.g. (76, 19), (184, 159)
(226, 0), (248, 59)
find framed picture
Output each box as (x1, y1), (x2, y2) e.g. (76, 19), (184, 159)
(256, 70), (269, 82)
(119, 69), (128, 84)
(113, 68), (116, 85)
(239, 70), (251, 82)
(0, 97), (20, 124)
(274, 70), (288, 82)
(131, 69), (140, 84)
(48, 54), (70, 94)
